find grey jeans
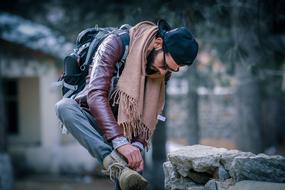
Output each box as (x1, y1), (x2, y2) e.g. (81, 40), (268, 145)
(55, 98), (113, 163)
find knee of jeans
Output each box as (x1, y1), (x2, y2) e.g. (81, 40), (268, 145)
(55, 98), (78, 117)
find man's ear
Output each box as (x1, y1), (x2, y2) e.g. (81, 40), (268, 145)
(153, 37), (163, 49)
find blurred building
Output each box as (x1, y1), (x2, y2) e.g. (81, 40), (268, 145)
(0, 12), (98, 175)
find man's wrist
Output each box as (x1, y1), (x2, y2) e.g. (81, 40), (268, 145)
(112, 136), (129, 149)
(132, 141), (144, 152)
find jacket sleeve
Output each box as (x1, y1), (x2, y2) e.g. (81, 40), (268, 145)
(87, 34), (124, 142)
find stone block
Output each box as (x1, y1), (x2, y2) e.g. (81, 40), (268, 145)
(205, 179), (235, 190)
(168, 145), (227, 176)
(220, 150), (254, 171)
(213, 166), (230, 181)
(188, 170), (212, 184)
(228, 180), (285, 190)
(164, 161), (201, 190)
(165, 145), (285, 189)
(229, 154), (285, 183)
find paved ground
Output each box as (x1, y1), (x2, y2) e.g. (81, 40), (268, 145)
(15, 175), (114, 190)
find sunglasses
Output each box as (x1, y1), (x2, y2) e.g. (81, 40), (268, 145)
(146, 48), (179, 76)
(162, 46), (179, 72)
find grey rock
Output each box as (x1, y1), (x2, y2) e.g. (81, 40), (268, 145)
(169, 177), (200, 190)
(165, 145), (285, 189)
(229, 154), (285, 183)
(164, 161), (199, 190)
(205, 179), (235, 190)
(228, 180), (285, 190)
(220, 150), (254, 171)
(187, 186), (205, 190)
(214, 166), (230, 181)
(188, 170), (212, 185)
(164, 161), (179, 190)
(168, 145), (228, 176)
(204, 179), (217, 190)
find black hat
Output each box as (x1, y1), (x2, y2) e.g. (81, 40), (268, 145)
(157, 19), (171, 36)
(164, 27), (199, 66)
(157, 19), (199, 66)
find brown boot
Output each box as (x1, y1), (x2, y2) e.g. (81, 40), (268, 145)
(119, 167), (148, 190)
(103, 150), (148, 190)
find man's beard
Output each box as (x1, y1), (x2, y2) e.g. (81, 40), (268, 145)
(146, 48), (160, 75)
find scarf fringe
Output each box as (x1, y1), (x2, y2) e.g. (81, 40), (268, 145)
(120, 120), (152, 148)
(111, 88), (140, 120)
(111, 88), (153, 148)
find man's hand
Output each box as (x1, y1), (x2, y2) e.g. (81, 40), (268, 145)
(117, 144), (144, 172)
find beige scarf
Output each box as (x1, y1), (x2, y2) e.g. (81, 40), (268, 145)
(111, 21), (165, 146)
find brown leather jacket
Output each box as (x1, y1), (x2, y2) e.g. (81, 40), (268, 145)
(75, 34), (146, 146)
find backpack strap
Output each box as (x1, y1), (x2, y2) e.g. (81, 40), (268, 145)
(80, 31), (109, 72)
(52, 78), (78, 96)
(118, 31), (129, 65)
(63, 81), (78, 98)
(108, 31), (130, 98)
(115, 31), (130, 77)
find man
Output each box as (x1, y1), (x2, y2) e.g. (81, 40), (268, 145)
(55, 20), (198, 190)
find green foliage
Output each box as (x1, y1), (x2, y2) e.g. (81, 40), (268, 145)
(1, 0), (284, 92)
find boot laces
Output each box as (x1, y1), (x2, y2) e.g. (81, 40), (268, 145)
(107, 162), (125, 182)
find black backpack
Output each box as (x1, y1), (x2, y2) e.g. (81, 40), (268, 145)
(56, 25), (130, 98)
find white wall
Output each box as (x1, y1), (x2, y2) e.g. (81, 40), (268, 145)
(1, 55), (97, 174)
(39, 65), (61, 147)
(14, 77), (40, 145)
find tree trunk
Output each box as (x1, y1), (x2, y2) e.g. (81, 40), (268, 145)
(187, 64), (199, 145)
(0, 154), (14, 190)
(0, 58), (14, 190)
(150, 118), (167, 190)
(232, 0), (263, 153)
(235, 64), (263, 153)
(0, 58), (7, 153)
(144, 98), (167, 190)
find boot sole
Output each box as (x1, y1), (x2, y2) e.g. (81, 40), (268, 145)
(121, 173), (148, 190)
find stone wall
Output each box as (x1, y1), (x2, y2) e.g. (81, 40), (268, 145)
(167, 93), (237, 147)
(199, 94), (236, 141)
(164, 145), (285, 190)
